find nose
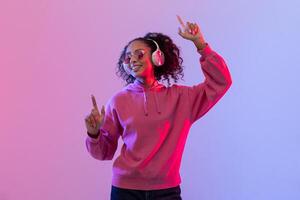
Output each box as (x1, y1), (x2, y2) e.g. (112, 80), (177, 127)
(129, 55), (138, 64)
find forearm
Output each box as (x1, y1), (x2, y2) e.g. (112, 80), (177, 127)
(200, 45), (232, 94)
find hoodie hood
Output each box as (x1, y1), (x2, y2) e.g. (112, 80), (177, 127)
(124, 79), (165, 116)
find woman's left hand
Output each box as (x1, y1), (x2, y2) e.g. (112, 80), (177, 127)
(177, 15), (206, 50)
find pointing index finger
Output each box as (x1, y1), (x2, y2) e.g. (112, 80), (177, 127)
(176, 15), (185, 29)
(91, 95), (99, 110)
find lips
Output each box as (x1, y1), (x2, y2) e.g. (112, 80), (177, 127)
(131, 65), (142, 71)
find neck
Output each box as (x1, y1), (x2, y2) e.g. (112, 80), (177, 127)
(136, 77), (156, 88)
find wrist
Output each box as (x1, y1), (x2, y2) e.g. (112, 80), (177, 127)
(87, 130), (100, 138)
(193, 38), (207, 51)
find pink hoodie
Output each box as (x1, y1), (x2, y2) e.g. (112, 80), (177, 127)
(85, 44), (232, 190)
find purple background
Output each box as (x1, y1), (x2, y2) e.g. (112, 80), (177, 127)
(1, 0), (299, 199)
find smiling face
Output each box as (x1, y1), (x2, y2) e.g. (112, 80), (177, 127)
(123, 40), (155, 81)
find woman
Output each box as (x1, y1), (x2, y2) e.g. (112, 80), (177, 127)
(84, 16), (232, 200)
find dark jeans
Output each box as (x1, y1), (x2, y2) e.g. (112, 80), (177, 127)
(110, 185), (182, 200)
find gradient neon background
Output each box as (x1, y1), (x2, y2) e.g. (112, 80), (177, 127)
(1, 0), (300, 199)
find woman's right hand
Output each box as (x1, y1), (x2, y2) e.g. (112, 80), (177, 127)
(84, 95), (105, 136)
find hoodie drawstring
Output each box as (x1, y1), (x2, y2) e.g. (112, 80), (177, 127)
(153, 92), (161, 114)
(143, 92), (149, 116)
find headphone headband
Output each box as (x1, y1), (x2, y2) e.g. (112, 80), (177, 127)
(147, 39), (160, 49)
(146, 39), (165, 66)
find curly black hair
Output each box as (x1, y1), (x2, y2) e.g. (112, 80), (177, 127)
(116, 32), (184, 87)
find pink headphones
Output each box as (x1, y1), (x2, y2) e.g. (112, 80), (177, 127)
(147, 39), (165, 66)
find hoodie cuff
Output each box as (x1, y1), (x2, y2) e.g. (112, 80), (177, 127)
(86, 130), (100, 143)
(198, 43), (212, 59)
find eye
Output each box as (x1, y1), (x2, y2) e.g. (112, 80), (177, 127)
(123, 49), (146, 64)
(135, 50), (145, 59)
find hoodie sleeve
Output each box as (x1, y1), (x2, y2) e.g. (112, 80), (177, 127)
(186, 44), (232, 123)
(85, 99), (123, 160)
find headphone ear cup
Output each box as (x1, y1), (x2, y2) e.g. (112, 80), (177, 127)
(152, 49), (165, 66)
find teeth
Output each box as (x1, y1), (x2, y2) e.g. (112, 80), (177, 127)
(132, 66), (141, 70)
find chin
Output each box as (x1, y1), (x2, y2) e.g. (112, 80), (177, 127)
(131, 71), (145, 78)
